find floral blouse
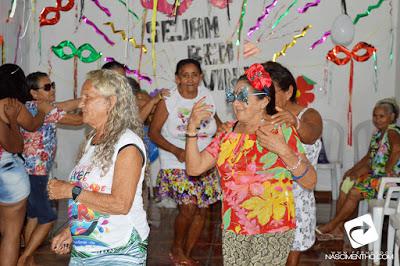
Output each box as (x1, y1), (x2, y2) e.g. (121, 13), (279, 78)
(22, 101), (66, 176)
(206, 123), (305, 235)
(369, 124), (400, 177)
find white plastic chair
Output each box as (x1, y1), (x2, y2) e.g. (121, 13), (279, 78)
(353, 120), (375, 216)
(316, 119), (344, 200)
(368, 178), (400, 265)
(388, 197), (400, 266)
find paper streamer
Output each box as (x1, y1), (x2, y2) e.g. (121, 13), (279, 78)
(373, 51), (378, 92)
(151, 0), (159, 78)
(236, 0), (248, 46)
(310, 30), (331, 50)
(103, 22), (147, 52)
(353, 0), (384, 25)
(6, 0), (17, 22)
(272, 0), (298, 29)
(297, 0), (320, 13)
(247, 0), (278, 38)
(0, 36), (5, 64)
(272, 25), (312, 62)
(73, 56), (78, 99)
(326, 42), (377, 145)
(118, 0), (139, 20)
(91, 0), (111, 16)
(104, 57), (152, 84)
(82, 16), (115, 45)
(13, 25), (21, 64)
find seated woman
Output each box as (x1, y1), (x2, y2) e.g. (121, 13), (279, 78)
(48, 69), (149, 265)
(185, 63), (317, 265)
(317, 98), (400, 240)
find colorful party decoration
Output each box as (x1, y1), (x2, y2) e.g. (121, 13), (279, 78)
(310, 31), (331, 50)
(39, 0), (75, 26)
(236, 0), (248, 46)
(6, 0), (17, 22)
(91, 0), (111, 17)
(331, 14), (355, 46)
(104, 57), (152, 84)
(272, 25), (312, 62)
(353, 0), (384, 25)
(247, 0), (278, 38)
(103, 22), (147, 53)
(0, 35), (5, 64)
(140, 0), (193, 17)
(209, 0), (232, 9)
(297, 0), (320, 13)
(82, 16), (115, 46)
(118, 0), (139, 19)
(52, 40), (102, 63)
(296, 75), (315, 107)
(151, 0), (158, 78)
(272, 0), (298, 29)
(326, 42), (377, 145)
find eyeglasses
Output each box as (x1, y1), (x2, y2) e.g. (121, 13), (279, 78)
(225, 86), (269, 104)
(39, 82), (56, 91)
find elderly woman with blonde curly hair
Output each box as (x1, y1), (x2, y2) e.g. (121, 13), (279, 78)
(47, 69), (149, 265)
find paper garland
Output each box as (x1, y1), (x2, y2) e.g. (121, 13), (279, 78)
(104, 22), (147, 53)
(273, 25), (312, 61)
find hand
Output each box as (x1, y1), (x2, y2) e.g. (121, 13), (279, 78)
(256, 124), (291, 155)
(174, 148), (185, 163)
(270, 107), (298, 129)
(4, 98), (21, 123)
(187, 97), (213, 132)
(37, 101), (53, 114)
(47, 179), (73, 200)
(243, 41), (260, 58)
(51, 228), (72, 255)
(217, 122), (231, 134)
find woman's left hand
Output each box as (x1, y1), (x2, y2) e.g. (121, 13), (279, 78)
(256, 124), (291, 155)
(270, 106), (298, 128)
(47, 179), (73, 200)
(188, 97), (213, 131)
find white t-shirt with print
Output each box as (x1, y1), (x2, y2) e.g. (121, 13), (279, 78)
(159, 86), (217, 169)
(68, 129), (149, 253)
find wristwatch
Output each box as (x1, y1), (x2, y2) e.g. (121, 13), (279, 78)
(72, 186), (82, 201)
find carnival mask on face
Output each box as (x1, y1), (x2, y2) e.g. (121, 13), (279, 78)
(225, 86), (269, 105)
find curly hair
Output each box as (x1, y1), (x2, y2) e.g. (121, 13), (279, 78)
(78, 69), (143, 175)
(375, 97), (399, 122)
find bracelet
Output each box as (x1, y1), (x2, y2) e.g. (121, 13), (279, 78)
(185, 133), (198, 138)
(292, 164), (310, 181)
(296, 116), (301, 130)
(285, 156), (302, 171)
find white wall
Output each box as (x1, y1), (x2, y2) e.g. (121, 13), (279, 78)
(2, 1), (399, 189)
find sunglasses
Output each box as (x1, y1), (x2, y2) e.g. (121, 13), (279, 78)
(39, 82), (56, 91)
(225, 86), (269, 104)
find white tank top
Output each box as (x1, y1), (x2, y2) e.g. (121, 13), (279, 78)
(159, 86), (217, 169)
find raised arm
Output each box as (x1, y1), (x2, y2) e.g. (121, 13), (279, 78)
(58, 113), (83, 126)
(55, 98), (81, 112)
(16, 101), (52, 132)
(148, 100), (185, 162)
(185, 98), (217, 176)
(48, 145), (144, 215)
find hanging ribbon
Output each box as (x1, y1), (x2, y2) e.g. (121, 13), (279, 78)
(326, 42), (377, 146)
(227, 0), (230, 20)
(310, 30), (331, 50)
(235, 0), (248, 46)
(91, 0), (111, 16)
(6, 0), (17, 22)
(13, 25), (22, 64)
(151, 0), (159, 79)
(118, 0), (139, 19)
(173, 0), (180, 23)
(297, 0), (320, 13)
(273, 25), (312, 62)
(247, 0), (278, 38)
(82, 16), (115, 45)
(0, 36), (5, 64)
(52, 40), (102, 63)
(353, 0), (384, 25)
(39, 0), (75, 26)
(103, 22), (147, 52)
(272, 0), (298, 29)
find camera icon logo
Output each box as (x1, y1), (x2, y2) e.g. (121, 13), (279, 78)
(344, 214), (379, 248)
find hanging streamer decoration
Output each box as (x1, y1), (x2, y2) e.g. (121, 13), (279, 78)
(247, 0), (278, 38)
(326, 42), (377, 146)
(353, 0), (384, 25)
(104, 22), (147, 53)
(82, 16), (115, 45)
(297, 0), (320, 13)
(138, 8), (148, 86)
(0, 36), (5, 64)
(272, 25), (312, 62)
(39, 0), (75, 26)
(104, 57), (152, 84)
(236, 0), (248, 46)
(6, 0), (17, 22)
(272, 0), (298, 29)
(310, 31), (331, 50)
(118, 0), (139, 19)
(13, 25), (22, 64)
(173, 0), (180, 23)
(151, 0), (159, 79)
(91, 0), (111, 16)
(227, 0), (230, 20)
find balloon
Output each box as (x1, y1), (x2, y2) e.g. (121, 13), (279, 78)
(51, 40), (102, 63)
(330, 14), (355, 46)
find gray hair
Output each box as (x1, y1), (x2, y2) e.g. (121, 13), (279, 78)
(375, 97), (399, 122)
(78, 69), (143, 174)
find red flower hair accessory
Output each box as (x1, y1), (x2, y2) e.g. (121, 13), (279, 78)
(245, 63), (272, 91)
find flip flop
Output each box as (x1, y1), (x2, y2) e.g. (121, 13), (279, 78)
(315, 227), (344, 241)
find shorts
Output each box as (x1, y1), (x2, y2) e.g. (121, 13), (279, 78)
(27, 175), (57, 224)
(0, 153), (30, 204)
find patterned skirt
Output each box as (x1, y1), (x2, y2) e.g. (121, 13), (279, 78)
(351, 174), (381, 199)
(156, 168), (221, 208)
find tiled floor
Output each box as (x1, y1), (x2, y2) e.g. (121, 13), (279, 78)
(33, 193), (388, 265)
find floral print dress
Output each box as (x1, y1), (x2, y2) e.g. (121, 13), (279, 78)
(353, 124), (400, 199)
(206, 123), (305, 235)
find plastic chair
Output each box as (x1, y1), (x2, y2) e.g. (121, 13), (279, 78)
(316, 119), (344, 200)
(388, 197), (400, 266)
(368, 178), (400, 265)
(353, 120), (375, 216)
